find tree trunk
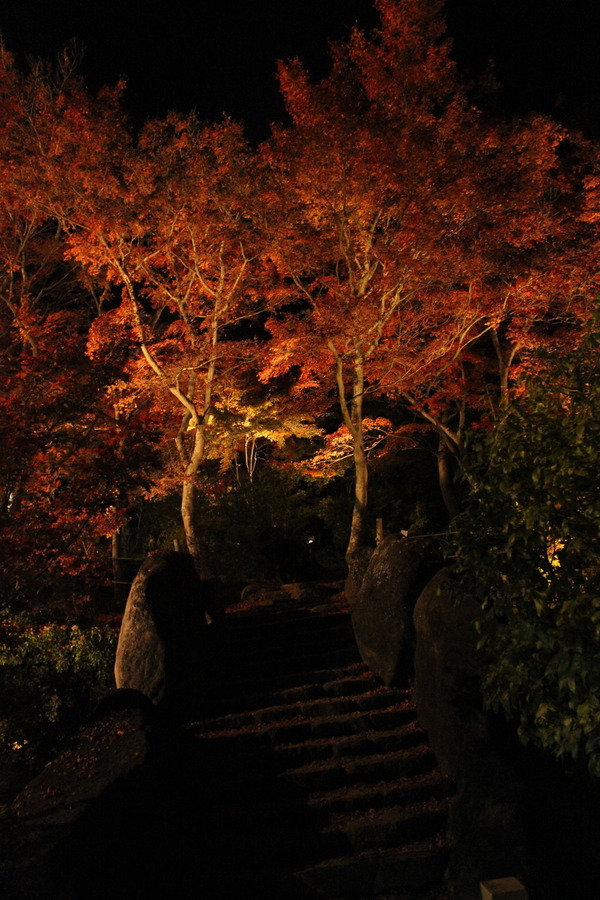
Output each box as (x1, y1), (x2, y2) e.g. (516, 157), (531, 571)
(492, 328), (518, 407)
(347, 434), (368, 555)
(178, 311), (219, 579)
(329, 342), (368, 558)
(111, 528), (128, 605)
(437, 437), (460, 521)
(180, 477), (211, 576)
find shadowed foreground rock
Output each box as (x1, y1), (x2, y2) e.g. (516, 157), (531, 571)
(412, 567), (488, 782)
(114, 550), (211, 710)
(412, 570), (543, 899)
(0, 694), (154, 898)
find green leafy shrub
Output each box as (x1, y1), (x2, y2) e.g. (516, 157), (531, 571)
(0, 608), (117, 793)
(452, 329), (600, 774)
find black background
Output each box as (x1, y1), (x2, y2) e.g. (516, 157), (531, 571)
(1, 1), (599, 140)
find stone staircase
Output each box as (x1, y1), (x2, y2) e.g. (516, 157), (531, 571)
(6, 586), (455, 899)
(176, 587), (455, 899)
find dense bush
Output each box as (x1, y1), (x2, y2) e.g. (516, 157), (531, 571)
(453, 328), (600, 774)
(0, 608), (117, 795)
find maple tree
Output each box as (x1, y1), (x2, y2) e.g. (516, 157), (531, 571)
(1, 5), (599, 791)
(258, 0), (489, 552)
(60, 104), (316, 575)
(0, 48), (157, 605)
(1, 3), (597, 596)
(259, 0), (594, 553)
(0, 45), (319, 587)
(395, 110), (594, 516)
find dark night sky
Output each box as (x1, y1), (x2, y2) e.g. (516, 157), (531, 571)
(1, 1), (600, 141)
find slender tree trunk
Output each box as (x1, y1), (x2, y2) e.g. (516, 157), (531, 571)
(177, 405), (215, 578)
(180, 476), (210, 577)
(122, 260), (224, 580)
(179, 306), (219, 579)
(111, 528), (128, 605)
(329, 341), (368, 557)
(491, 328), (518, 407)
(437, 436), (460, 521)
(348, 433), (368, 554)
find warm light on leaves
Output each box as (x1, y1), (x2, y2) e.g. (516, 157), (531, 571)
(0, 0), (597, 591)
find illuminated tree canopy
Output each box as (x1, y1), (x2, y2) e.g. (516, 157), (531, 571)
(0, 0), (597, 593)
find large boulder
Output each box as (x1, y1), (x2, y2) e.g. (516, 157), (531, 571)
(412, 567), (489, 782)
(413, 571), (538, 897)
(351, 536), (439, 686)
(344, 547), (375, 605)
(114, 551), (210, 709)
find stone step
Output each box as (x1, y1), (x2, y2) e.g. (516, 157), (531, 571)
(221, 610), (353, 643)
(189, 685), (413, 739)
(216, 628), (357, 672)
(196, 792), (450, 878)
(291, 841), (451, 898)
(200, 666), (383, 717)
(193, 721), (429, 787)
(208, 769), (454, 848)
(221, 614), (354, 644)
(225, 605), (350, 624)
(213, 656), (367, 689)
(219, 634), (358, 670)
(321, 673), (385, 697)
(271, 721), (428, 769)
(304, 702), (417, 738)
(233, 630), (357, 656)
(278, 745), (438, 794)
(326, 797), (450, 852)
(212, 795), (450, 858)
(307, 769), (455, 815)
(192, 696), (417, 742)
(216, 645), (361, 685)
(189, 742), (441, 822)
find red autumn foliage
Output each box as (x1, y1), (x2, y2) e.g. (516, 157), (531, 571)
(258, 0), (594, 549)
(1, 1), (598, 598)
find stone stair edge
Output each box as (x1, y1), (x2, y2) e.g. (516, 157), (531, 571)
(209, 663), (380, 695)
(189, 697), (417, 738)
(279, 743), (437, 780)
(190, 730), (429, 782)
(191, 684), (413, 725)
(290, 838), (452, 875)
(197, 671), (389, 716)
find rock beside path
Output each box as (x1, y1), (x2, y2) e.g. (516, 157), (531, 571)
(351, 536), (439, 686)
(114, 551), (211, 709)
(412, 567), (488, 782)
